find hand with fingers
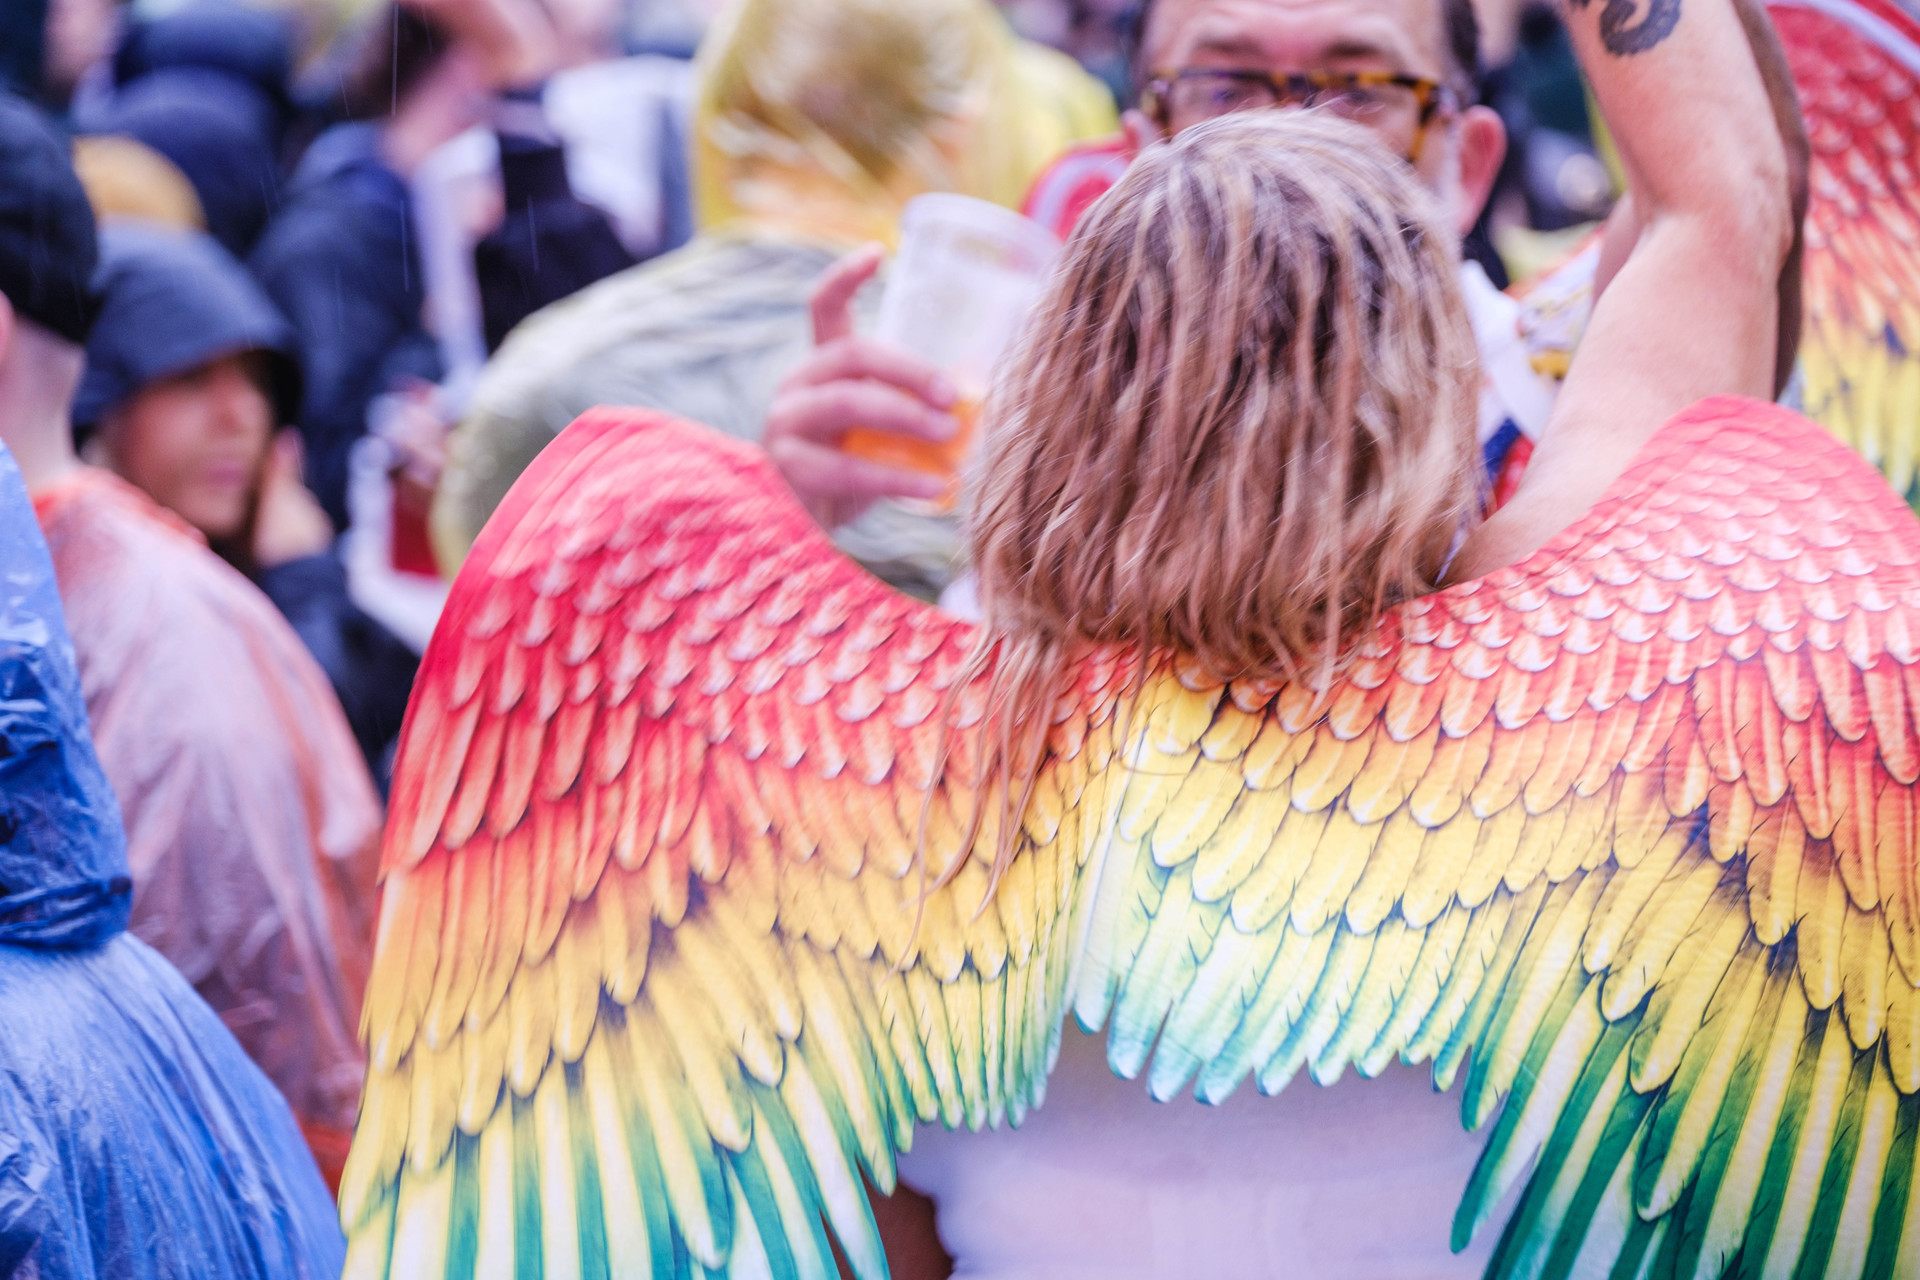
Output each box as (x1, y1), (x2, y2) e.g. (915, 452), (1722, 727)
(763, 245), (965, 532)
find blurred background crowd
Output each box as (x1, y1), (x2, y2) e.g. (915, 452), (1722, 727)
(0, 0), (1621, 1199)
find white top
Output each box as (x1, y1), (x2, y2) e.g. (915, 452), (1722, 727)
(898, 1027), (1510, 1280)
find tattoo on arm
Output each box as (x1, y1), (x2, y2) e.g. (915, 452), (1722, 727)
(1570, 0), (1684, 54)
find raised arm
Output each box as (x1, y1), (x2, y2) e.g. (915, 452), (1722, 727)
(1454, 0), (1795, 577)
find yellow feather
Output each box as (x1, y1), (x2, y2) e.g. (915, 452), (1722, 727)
(1408, 720), (1495, 827)
(458, 1007), (510, 1134)
(944, 967), (989, 1129)
(1344, 809), (1430, 934)
(1471, 871), (1608, 1123)
(1152, 765), (1242, 871)
(1289, 726), (1375, 813)
(779, 1039), (888, 1278)
(1458, 802), (1528, 908)
(790, 946), (891, 1177)
(1796, 845), (1851, 1011)
(641, 951), (754, 1152)
(905, 966), (965, 1129)
(406, 1036), (460, 1173)
(1623, 884), (1752, 1091)
(1889, 971), (1920, 1092)
(507, 955), (558, 1098)
(1745, 808), (1807, 946)
(1317, 914), (1425, 1077)
(874, 970), (940, 1125)
(1360, 901), (1472, 1072)
(833, 949), (917, 1158)
(1346, 727), (1437, 824)
(387, 1128), (457, 1278)
(705, 891), (802, 1045)
(1402, 814), (1479, 927)
(552, 903), (603, 1065)
(1227, 803), (1330, 933)
(1840, 898), (1891, 1050)
(1201, 702), (1263, 761)
(1142, 679), (1222, 754)
(1598, 852), (1725, 1022)
(992, 842), (1041, 966)
(340, 1192), (397, 1280)
(1290, 806), (1382, 933)
(1193, 786), (1294, 904)
(339, 1068), (408, 1226)
(1581, 823), (1692, 972)
(1242, 716), (1312, 791)
(1408, 887), (1532, 1071)
(1638, 944), (1773, 1216)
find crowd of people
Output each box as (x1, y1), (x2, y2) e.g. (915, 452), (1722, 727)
(0, 0), (1798, 1273)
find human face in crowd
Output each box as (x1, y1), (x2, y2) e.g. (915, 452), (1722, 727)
(1132, 0), (1507, 235)
(97, 353), (276, 541)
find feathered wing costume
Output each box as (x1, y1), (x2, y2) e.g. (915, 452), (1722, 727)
(0, 447), (345, 1278)
(347, 396), (1920, 1279)
(1772, 0), (1919, 500)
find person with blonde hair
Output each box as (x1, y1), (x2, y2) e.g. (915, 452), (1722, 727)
(429, 0), (1116, 596)
(884, 0), (1795, 1266)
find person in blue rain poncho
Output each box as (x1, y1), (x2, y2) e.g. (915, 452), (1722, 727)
(0, 441), (345, 1278)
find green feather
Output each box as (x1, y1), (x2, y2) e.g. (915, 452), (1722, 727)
(1456, 972), (1608, 1254)
(563, 1061), (613, 1280)
(1731, 1002), (1824, 1277)
(1863, 1091), (1920, 1280)
(1789, 1047), (1876, 1280)
(511, 1093), (547, 1280)
(1665, 969), (1792, 1280)
(1467, 1014), (1636, 1266)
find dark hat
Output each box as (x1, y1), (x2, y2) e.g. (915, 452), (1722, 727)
(74, 223), (300, 432)
(112, 3), (296, 125)
(0, 93), (100, 345)
(83, 69), (283, 256)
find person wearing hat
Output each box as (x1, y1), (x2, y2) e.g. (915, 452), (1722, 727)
(76, 222), (419, 780)
(0, 91), (381, 1190)
(0, 90), (346, 1274)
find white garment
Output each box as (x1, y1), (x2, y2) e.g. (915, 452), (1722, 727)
(899, 1027), (1513, 1280)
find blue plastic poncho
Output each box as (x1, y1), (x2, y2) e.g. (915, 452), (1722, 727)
(0, 445), (344, 1278)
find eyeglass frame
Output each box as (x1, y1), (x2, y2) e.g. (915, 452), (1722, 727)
(1141, 68), (1463, 163)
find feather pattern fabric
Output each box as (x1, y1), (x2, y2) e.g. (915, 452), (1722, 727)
(1777, 0), (1920, 503)
(350, 396), (1920, 1279)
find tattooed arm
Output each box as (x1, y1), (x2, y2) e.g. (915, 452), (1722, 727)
(1453, 0), (1794, 577)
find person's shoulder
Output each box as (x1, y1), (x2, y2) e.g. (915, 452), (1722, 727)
(469, 236), (817, 429)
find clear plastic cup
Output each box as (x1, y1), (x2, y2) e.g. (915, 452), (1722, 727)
(841, 194), (1062, 502)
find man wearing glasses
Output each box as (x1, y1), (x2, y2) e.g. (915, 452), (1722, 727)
(764, 0), (1542, 554)
(764, 0), (1801, 576)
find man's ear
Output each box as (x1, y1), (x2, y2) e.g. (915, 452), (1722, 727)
(0, 295), (14, 369)
(1452, 103), (1507, 235)
(1122, 108), (1163, 155)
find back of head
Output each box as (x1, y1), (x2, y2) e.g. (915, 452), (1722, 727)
(0, 92), (100, 352)
(960, 112), (1479, 862)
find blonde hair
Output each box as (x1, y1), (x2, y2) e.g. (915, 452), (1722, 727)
(952, 111), (1481, 884)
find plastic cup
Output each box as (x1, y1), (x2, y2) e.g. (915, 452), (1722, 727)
(841, 194), (1062, 503)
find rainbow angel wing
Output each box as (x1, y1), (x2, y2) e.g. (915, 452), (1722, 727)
(1777, 0), (1920, 503)
(339, 409), (1133, 1277)
(347, 397), (1920, 1279)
